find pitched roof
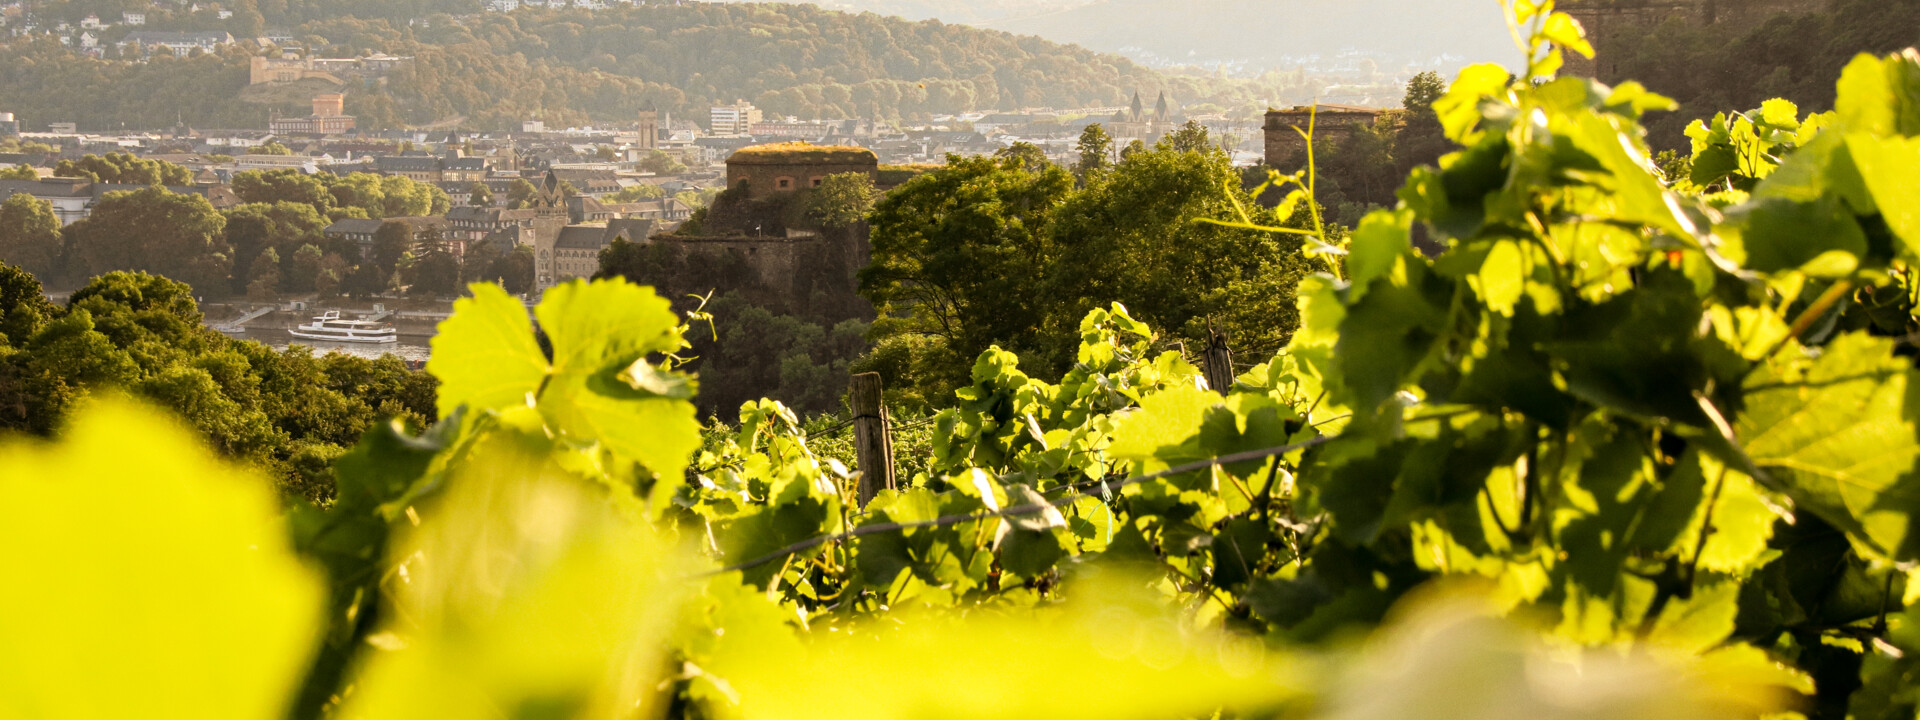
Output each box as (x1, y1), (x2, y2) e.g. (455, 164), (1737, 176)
(375, 156), (441, 172)
(555, 225), (611, 250)
(323, 218), (384, 236)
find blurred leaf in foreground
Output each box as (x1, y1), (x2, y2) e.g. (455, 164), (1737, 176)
(0, 400), (324, 720)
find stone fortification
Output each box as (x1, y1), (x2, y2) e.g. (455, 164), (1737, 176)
(1562, 0), (1827, 78)
(725, 143), (879, 199)
(1263, 105), (1389, 170)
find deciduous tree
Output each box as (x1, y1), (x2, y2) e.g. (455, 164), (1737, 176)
(0, 194), (62, 281)
(62, 187), (230, 295)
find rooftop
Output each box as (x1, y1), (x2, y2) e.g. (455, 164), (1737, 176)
(727, 142), (878, 166)
(1268, 104), (1390, 116)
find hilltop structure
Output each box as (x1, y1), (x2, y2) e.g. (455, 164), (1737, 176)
(724, 142), (878, 198)
(1561, 0), (1826, 78)
(248, 54), (413, 85)
(1263, 104), (1387, 169)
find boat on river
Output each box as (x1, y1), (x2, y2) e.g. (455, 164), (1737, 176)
(288, 311), (398, 344)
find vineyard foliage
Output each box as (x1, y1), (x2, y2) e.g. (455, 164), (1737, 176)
(8, 5), (1920, 719)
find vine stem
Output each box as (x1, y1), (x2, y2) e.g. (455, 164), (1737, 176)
(1686, 466), (1731, 588)
(1768, 280), (1855, 359)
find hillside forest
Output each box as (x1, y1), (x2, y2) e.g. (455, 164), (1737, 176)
(0, 2), (1332, 132)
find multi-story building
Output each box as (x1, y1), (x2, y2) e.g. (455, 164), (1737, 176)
(269, 94), (357, 136)
(0, 112), (17, 137)
(710, 102), (763, 136)
(636, 106), (659, 151)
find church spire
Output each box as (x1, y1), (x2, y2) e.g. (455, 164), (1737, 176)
(1129, 91), (1144, 122)
(1154, 91), (1169, 121)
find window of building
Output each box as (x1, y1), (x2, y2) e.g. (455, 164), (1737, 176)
(776, 177), (792, 190)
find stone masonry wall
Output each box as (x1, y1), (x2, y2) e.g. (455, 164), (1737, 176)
(1562, 0), (1827, 78)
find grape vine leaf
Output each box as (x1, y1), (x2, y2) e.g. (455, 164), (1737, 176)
(427, 282), (547, 418)
(0, 401), (323, 720)
(1735, 332), (1920, 560)
(429, 280), (701, 481)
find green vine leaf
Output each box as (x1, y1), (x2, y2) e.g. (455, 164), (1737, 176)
(427, 283), (548, 418)
(1737, 332), (1920, 560)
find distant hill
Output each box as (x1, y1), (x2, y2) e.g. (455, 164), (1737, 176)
(743, 0), (1517, 74)
(0, 3), (1178, 132)
(984, 0), (1515, 73)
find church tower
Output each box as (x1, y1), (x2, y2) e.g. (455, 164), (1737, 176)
(637, 105), (659, 152)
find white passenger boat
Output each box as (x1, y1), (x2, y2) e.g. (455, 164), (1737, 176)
(288, 311), (398, 344)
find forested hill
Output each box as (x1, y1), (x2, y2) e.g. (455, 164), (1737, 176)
(985, 0), (1513, 71)
(0, 2), (1206, 132)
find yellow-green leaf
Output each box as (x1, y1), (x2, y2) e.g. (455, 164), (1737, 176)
(0, 401), (323, 720)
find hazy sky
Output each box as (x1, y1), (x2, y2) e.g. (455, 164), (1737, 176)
(764, 0), (1519, 73)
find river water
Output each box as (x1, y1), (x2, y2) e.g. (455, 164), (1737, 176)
(224, 326), (434, 363)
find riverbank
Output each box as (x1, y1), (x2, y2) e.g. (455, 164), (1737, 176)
(201, 297), (454, 362)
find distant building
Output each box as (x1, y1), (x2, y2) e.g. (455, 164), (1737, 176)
(725, 142), (878, 199)
(636, 106), (659, 152)
(1263, 104), (1387, 169)
(373, 155), (442, 181)
(323, 216), (454, 259)
(710, 101), (763, 136)
(0, 112), (17, 137)
(117, 31), (233, 57)
(0, 179), (238, 225)
(1108, 91), (1179, 144)
(248, 54), (412, 85)
(121, 11), (146, 25)
(548, 221), (657, 284)
(270, 94), (357, 136)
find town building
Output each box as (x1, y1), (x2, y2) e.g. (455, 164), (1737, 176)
(636, 106), (659, 152)
(322, 216), (454, 259)
(710, 101), (763, 136)
(270, 94), (357, 136)
(0, 112), (17, 137)
(1108, 91), (1180, 144)
(116, 31), (232, 57)
(548, 219), (657, 284)
(0, 179), (238, 225)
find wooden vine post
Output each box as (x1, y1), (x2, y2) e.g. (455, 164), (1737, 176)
(1202, 325), (1234, 397)
(849, 372), (896, 506)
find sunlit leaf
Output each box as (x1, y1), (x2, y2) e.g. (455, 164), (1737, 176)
(0, 401), (323, 720)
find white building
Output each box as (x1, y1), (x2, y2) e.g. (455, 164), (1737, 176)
(121, 11), (145, 25)
(709, 101), (762, 136)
